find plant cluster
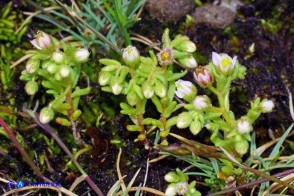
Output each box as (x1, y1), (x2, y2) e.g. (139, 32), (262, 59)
(98, 28), (276, 194)
(99, 29), (197, 147)
(20, 31), (91, 126)
(98, 28), (274, 156)
(2, 1), (292, 195)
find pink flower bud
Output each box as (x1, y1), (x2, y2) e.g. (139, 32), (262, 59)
(30, 31), (52, 50)
(194, 66), (213, 87)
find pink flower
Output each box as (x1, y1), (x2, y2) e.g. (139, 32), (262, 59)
(30, 31), (52, 50)
(194, 67), (213, 87)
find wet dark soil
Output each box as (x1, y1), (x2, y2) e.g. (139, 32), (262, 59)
(1, 0), (294, 195)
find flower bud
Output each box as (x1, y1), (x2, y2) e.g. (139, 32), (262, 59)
(52, 52), (64, 63)
(237, 119), (252, 134)
(98, 71), (112, 86)
(25, 81), (38, 95)
(235, 139), (249, 155)
(180, 41), (196, 53)
(111, 81), (123, 95)
(189, 120), (202, 135)
(194, 66), (213, 87)
(142, 82), (154, 98)
(179, 55), (197, 68)
(122, 45), (140, 66)
(26, 59), (39, 74)
(55, 73), (62, 81)
(164, 172), (179, 183)
(177, 112), (192, 129)
(212, 52), (237, 74)
(30, 31), (52, 50)
(175, 80), (196, 102)
(157, 48), (174, 66)
(47, 63), (58, 74)
(39, 107), (54, 124)
(193, 95), (210, 110)
(165, 183), (177, 196)
(155, 81), (167, 98)
(260, 99), (274, 113)
(127, 91), (139, 106)
(59, 66), (71, 78)
(75, 48), (90, 62)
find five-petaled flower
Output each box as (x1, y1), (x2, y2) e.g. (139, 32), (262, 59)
(212, 52), (237, 73)
(30, 31), (52, 50)
(157, 48), (174, 66)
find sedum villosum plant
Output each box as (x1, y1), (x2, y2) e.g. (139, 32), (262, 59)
(176, 52), (274, 157)
(99, 29), (197, 147)
(98, 28), (274, 154)
(20, 31), (91, 127)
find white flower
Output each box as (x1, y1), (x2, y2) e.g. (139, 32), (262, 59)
(30, 31), (52, 50)
(75, 48), (90, 62)
(122, 46), (140, 66)
(212, 52), (237, 73)
(175, 80), (196, 102)
(52, 52), (64, 63)
(194, 66), (213, 87)
(260, 100), (274, 113)
(179, 55), (197, 68)
(237, 119), (252, 134)
(176, 182), (188, 195)
(157, 48), (174, 66)
(193, 96), (210, 110)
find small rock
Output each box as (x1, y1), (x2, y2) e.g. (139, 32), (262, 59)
(145, 0), (195, 24)
(192, 4), (235, 28)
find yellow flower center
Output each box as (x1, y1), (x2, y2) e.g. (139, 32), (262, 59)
(160, 50), (172, 61)
(221, 57), (231, 68)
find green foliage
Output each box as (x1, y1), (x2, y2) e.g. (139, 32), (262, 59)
(41, 0), (144, 49)
(98, 29), (196, 146)
(0, 2), (28, 43)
